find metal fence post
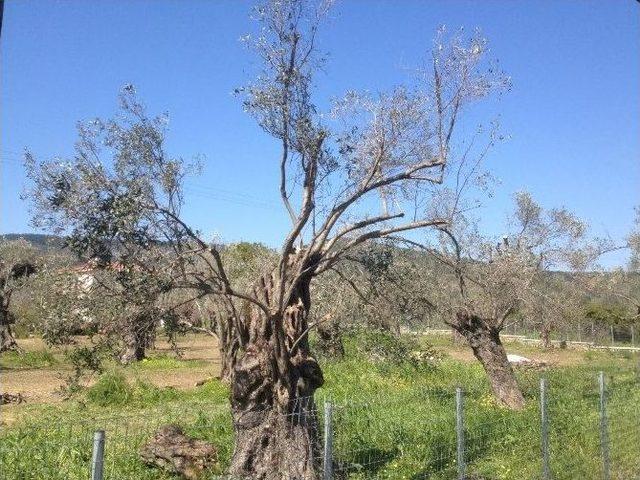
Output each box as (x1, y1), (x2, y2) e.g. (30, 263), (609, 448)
(456, 387), (466, 480)
(91, 430), (105, 480)
(540, 378), (551, 480)
(323, 401), (333, 480)
(598, 372), (611, 480)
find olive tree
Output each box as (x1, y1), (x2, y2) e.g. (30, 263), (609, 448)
(24, 88), (186, 364)
(585, 207), (640, 333)
(25, 1), (507, 475)
(0, 239), (38, 352)
(395, 191), (591, 409)
(617, 206), (640, 321)
(216, 3), (506, 474)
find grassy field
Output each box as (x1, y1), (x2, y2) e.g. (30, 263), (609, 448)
(1, 332), (639, 479)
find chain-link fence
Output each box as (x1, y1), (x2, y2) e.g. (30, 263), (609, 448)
(1, 372), (638, 479)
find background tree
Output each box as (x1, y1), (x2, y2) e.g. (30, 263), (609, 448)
(25, 87), (189, 364)
(0, 239), (39, 352)
(583, 206), (640, 341)
(393, 192), (592, 409)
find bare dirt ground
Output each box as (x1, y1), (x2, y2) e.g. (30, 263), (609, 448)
(0, 331), (605, 419)
(443, 344), (587, 366)
(1, 335), (221, 406)
(424, 331), (593, 367)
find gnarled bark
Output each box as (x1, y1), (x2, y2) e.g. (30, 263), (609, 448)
(451, 311), (525, 410)
(0, 261), (36, 352)
(119, 314), (156, 364)
(0, 308), (20, 353)
(540, 321), (552, 349)
(228, 254), (324, 480)
(214, 310), (240, 384)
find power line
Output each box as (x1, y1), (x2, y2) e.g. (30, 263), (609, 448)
(185, 182), (280, 207)
(0, 151), (285, 211)
(183, 186), (281, 210)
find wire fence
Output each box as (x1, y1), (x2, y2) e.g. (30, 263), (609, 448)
(1, 371), (638, 479)
(413, 325), (640, 353)
(508, 322), (637, 347)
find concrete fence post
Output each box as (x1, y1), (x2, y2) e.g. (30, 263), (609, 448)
(91, 430), (105, 480)
(540, 378), (551, 480)
(598, 372), (611, 480)
(456, 387), (466, 480)
(610, 326), (615, 346)
(323, 401), (333, 480)
(578, 322), (582, 343)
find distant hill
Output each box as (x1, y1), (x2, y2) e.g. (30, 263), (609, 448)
(0, 233), (65, 251)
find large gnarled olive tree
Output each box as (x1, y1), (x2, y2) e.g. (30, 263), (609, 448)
(25, 1), (507, 476)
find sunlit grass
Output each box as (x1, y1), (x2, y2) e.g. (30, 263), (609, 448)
(0, 349), (58, 369)
(1, 333), (638, 479)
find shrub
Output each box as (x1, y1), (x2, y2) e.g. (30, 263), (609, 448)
(85, 371), (189, 407)
(345, 328), (441, 372)
(86, 371), (133, 406)
(132, 380), (179, 404)
(58, 344), (112, 398)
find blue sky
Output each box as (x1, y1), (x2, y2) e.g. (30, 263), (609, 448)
(1, 0), (638, 265)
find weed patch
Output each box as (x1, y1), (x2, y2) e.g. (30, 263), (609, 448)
(0, 349), (58, 369)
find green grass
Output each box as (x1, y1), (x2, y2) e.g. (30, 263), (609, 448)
(1, 336), (639, 479)
(0, 349), (58, 369)
(130, 354), (208, 370)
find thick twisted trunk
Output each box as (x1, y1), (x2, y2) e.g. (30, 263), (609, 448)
(214, 311), (240, 383)
(452, 311), (525, 410)
(0, 305), (20, 353)
(230, 379), (322, 479)
(540, 321), (552, 349)
(228, 255), (324, 479)
(0, 320), (20, 353)
(119, 313), (156, 364)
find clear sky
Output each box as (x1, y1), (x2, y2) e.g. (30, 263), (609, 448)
(1, 0), (638, 265)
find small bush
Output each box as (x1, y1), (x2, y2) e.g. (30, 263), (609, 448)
(349, 328), (410, 363)
(345, 328), (441, 372)
(58, 344), (112, 398)
(66, 346), (106, 373)
(86, 371), (133, 406)
(86, 371), (191, 407)
(132, 380), (180, 404)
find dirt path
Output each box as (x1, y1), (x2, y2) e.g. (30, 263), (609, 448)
(1, 335), (221, 406)
(425, 331), (590, 367)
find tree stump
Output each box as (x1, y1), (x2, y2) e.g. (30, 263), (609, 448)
(0, 392), (25, 404)
(139, 424), (217, 479)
